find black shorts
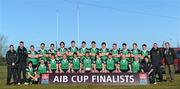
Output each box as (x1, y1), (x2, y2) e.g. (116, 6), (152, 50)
(107, 69), (114, 73)
(73, 69), (79, 73)
(51, 69), (56, 73)
(120, 69), (128, 73)
(96, 68), (102, 72)
(62, 69), (68, 73)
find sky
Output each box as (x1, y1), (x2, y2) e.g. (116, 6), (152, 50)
(0, 0), (180, 49)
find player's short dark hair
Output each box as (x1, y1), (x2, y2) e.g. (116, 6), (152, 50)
(30, 45), (34, 48)
(82, 41), (86, 44)
(9, 45), (14, 48)
(133, 43), (137, 46)
(73, 52), (77, 55)
(28, 61), (33, 64)
(144, 56), (149, 59)
(60, 41), (65, 45)
(142, 44), (147, 47)
(41, 43), (45, 46)
(108, 53), (112, 55)
(71, 40), (75, 44)
(113, 43), (117, 46)
(154, 43), (157, 45)
(50, 43), (54, 46)
(51, 53), (55, 57)
(96, 53), (100, 56)
(91, 41), (96, 44)
(19, 41), (24, 44)
(85, 51), (90, 54)
(101, 42), (106, 46)
(122, 43), (127, 46)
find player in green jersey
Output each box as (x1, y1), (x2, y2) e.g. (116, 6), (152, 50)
(79, 41), (89, 61)
(99, 42), (109, 71)
(38, 43), (48, 65)
(38, 59), (47, 75)
(93, 53), (103, 73)
(68, 41), (79, 62)
(119, 54), (131, 73)
(27, 45), (39, 70)
(130, 55), (140, 73)
(48, 54), (58, 73)
(89, 41), (99, 62)
(60, 54), (70, 73)
(140, 44), (150, 61)
(105, 53), (115, 73)
(48, 43), (57, 58)
(57, 41), (68, 62)
(120, 43), (131, 60)
(71, 52), (81, 73)
(25, 61), (38, 85)
(110, 43), (121, 73)
(82, 52), (93, 73)
(130, 43), (141, 62)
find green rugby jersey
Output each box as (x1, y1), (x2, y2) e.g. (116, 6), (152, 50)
(27, 50), (38, 65)
(61, 60), (69, 70)
(48, 49), (57, 55)
(131, 61), (140, 73)
(79, 47), (88, 60)
(38, 49), (48, 62)
(26, 66), (34, 76)
(48, 59), (57, 70)
(95, 58), (102, 69)
(57, 48), (68, 61)
(110, 48), (120, 62)
(68, 47), (78, 60)
(89, 48), (99, 61)
(82, 57), (92, 71)
(38, 64), (47, 74)
(99, 48), (109, 61)
(106, 59), (115, 70)
(141, 50), (150, 57)
(72, 58), (81, 70)
(120, 58), (129, 70)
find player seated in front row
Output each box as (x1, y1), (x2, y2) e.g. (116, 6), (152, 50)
(25, 61), (38, 85)
(130, 55), (141, 73)
(82, 52), (93, 73)
(93, 53), (103, 73)
(48, 53), (58, 73)
(71, 52), (81, 73)
(60, 54), (71, 73)
(105, 53), (115, 73)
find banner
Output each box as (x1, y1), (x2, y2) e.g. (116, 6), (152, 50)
(40, 73), (149, 85)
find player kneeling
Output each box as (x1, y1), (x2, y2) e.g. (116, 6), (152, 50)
(82, 52), (93, 73)
(141, 56), (155, 84)
(25, 61), (38, 85)
(60, 54), (71, 73)
(71, 52), (81, 73)
(93, 53), (103, 73)
(105, 53), (115, 73)
(48, 54), (59, 73)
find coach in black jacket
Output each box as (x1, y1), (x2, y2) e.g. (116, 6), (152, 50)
(6, 45), (18, 85)
(163, 42), (176, 82)
(150, 43), (163, 82)
(16, 41), (28, 85)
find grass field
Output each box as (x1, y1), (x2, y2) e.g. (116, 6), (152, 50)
(0, 66), (180, 89)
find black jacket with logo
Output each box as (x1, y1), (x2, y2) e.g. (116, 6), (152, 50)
(150, 48), (163, 66)
(16, 46), (28, 64)
(163, 48), (176, 65)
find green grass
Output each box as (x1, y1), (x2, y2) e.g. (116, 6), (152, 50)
(0, 66), (180, 89)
